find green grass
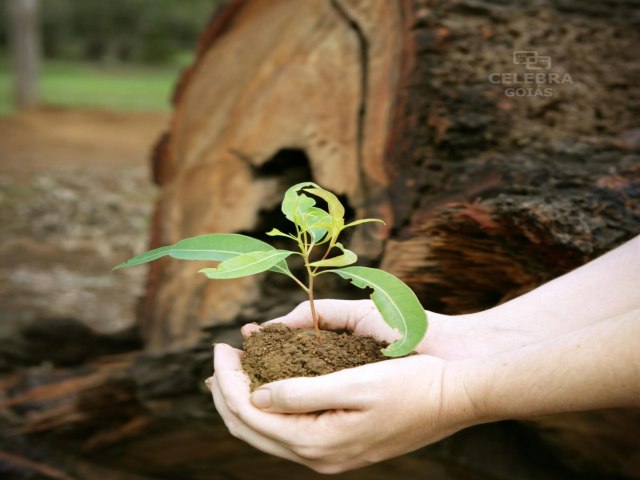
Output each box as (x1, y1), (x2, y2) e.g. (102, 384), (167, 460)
(0, 60), (181, 116)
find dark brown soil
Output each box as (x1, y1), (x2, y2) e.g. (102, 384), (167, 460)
(241, 323), (389, 391)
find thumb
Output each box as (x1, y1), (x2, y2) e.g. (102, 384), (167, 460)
(265, 299), (372, 332)
(250, 369), (371, 413)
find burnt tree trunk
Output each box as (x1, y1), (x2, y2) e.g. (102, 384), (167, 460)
(145, 0), (640, 350)
(1, 1), (639, 479)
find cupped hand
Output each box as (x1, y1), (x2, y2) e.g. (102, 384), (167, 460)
(209, 342), (475, 474)
(210, 299), (530, 473)
(242, 299), (479, 360)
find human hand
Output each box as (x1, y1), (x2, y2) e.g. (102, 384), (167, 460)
(241, 299), (478, 360)
(210, 342), (476, 474)
(209, 299), (538, 473)
(211, 308), (640, 473)
(211, 235), (640, 472)
(242, 299), (526, 360)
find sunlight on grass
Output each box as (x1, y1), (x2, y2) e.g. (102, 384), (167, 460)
(0, 60), (180, 116)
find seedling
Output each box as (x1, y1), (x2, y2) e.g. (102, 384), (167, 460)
(114, 182), (427, 357)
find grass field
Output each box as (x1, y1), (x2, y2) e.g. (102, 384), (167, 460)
(0, 60), (180, 116)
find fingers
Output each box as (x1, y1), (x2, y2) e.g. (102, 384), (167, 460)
(241, 300), (393, 345)
(240, 322), (260, 338)
(210, 374), (306, 465)
(239, 300), (358, 338)
(211, 371), (360, 474)
(209, 344), (310, 464)
(239, 300), (359, 339)
(266, 299), (375, 332)
(251, 366), (374, 414)
(213, 344), (330, 444)
(209, 343), (388, 472)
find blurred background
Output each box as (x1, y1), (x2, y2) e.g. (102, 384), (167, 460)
(0, 0), (219, 113)
(0, 0), (221, 335)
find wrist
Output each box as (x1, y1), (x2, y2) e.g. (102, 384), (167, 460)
(459, 307), (545, 357)
(419, 311), (478, 359)
(439, 357), (495, 430)
(420, 308), (539, 360)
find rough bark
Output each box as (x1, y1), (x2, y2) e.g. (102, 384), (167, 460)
(142, 0), (640, 477)
(380, 0), (640, 315)
(145, 0), (640, 349)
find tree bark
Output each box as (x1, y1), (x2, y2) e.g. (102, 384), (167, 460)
(2, 0), (640, 478)
(145, 0), (640, 350)
(143, 0), (640, 476)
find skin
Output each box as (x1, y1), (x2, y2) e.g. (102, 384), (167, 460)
(208, 235), (640, 474)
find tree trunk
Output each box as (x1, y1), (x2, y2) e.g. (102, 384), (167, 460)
(2, 0), (640, 478)
(145, 0), (640, 350)
(6, 0), (41, 109)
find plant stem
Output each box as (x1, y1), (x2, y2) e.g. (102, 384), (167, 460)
(312, 241), (334, 275)
(288, 273), (309, 293)
(303, 246), (321, 340)
(307, 273), (320, 338)
(299, 227), (320, 341)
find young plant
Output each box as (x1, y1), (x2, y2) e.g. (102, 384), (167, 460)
(114, 182), (427, 357)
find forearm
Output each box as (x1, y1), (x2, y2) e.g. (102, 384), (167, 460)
(455, 308), (640, 424)
(430, 235), (640, 358)
(473, 235), (640, 340)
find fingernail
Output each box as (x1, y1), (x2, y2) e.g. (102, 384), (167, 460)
(204, 377), (212, 389)
(251, 389), (272, 409)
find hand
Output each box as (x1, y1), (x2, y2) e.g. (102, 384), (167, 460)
(210, 342), (475, 474)
(208, 299), (526, 473)
(209, 236), (640, 473)
(241, 299), (406, 345)
(243, 299), (533, 360)
(209, 299), (541, 473)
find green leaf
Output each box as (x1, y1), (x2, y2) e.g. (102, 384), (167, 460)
(168, 234), (268, 261)
(266, 228), (297, 240)
(281, 182), (348, 245)
(309, 242), (357, 268)
(343, 218), (385, 229)
(113, 233), (292, 277)
(113, 245), (172, 270)
(199, 250), (294, 279)
(281, 182), (317, 222)
(304, 186), (345, 242)
(325, 266), (427, 357)
(292, 194), (317, 226)
(304, 187), (345, 222)
(299, 207), (332, 243)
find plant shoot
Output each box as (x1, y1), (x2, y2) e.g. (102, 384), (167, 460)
(115, 182), (427, 357)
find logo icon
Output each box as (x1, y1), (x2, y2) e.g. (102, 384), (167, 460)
(513, 51), (551, 70)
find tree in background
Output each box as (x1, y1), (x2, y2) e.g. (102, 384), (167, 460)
(1, 0), (221, 65)
(6, 0), (41, 108)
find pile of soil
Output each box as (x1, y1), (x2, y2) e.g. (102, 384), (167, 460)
(241, 323), (389, 391)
